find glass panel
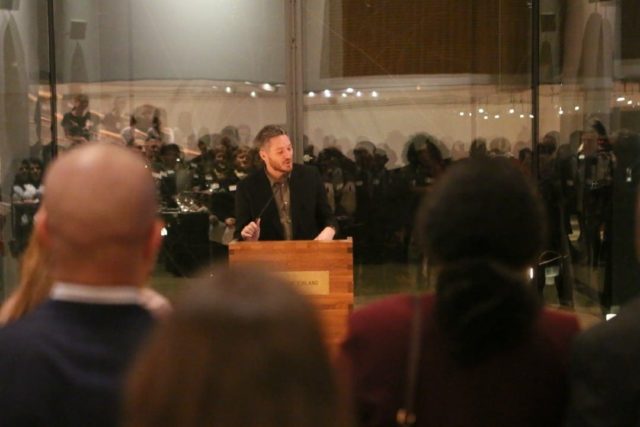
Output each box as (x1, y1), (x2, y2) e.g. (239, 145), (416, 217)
(538, 0), (640, 319)
(303, 0), (533, 306)
(52, 0), (287, 296)
(0, 1), (50, 305)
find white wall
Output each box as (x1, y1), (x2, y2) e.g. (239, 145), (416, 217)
(56, 0), (286, 84)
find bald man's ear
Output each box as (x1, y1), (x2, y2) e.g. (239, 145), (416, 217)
(34, 209), (51, 250)
(144, 218), (165, 261)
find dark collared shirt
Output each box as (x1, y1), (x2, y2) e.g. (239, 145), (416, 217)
(266, 171), (292, 240)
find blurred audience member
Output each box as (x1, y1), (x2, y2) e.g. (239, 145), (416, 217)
(121, 115), (139, 146)
(12, 159), (40, 202)
(469, 138), (488, 158)
(450, 141), (467, 161)
(340, 157), (579, 427)
(565, 149), (640, 424)
(537, 132), (574, 307)
(124, 266), (348, 427)
(0, 144), (165, 427)
(102, 97), (128, 134)
(518, 147), (533, 177)
(174, 111), (197, 149)
(144, 138), (163, 171)
(147, 108), (175, 144)
(489, 137), (513, 158)
(61, 94), (100, 141)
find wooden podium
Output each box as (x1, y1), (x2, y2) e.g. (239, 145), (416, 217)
(228, 239), (353, 350)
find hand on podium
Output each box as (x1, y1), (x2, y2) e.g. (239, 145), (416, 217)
(241, 219), (261, 241)
(314, 226), (335, 241)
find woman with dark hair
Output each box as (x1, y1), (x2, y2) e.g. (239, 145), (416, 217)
(340, 157), (579, 427)
(124, 266), (347, 427)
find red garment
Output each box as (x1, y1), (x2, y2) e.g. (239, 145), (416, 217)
(340, 293), (579, 427)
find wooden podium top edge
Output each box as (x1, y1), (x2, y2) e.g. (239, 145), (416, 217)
(229, 238), (353, 249)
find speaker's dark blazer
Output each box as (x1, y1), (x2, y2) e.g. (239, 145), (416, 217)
(565, 297), (640, 427)
(235, 164), (337, 240)
(0, 299), (154, 427)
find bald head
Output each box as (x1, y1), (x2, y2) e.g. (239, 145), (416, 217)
(38, 143), (162, 285)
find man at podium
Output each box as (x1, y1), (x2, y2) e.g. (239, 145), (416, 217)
(235, 125), (337, 241)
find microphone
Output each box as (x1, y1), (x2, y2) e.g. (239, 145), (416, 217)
(255, 193), (274, 221)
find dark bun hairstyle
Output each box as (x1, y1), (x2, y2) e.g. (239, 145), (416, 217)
(417, 157), (545, 365)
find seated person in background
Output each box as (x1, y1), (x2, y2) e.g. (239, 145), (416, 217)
(144, 137), (164, 171)
(10, 158), (44, 256)
(0, 144), (166, 427)
(211, 145), (231, 181)
(340, 157), (580, 427)
(12, 160), (35, 202)
(61, 93), (100, 141)
(157, 143), (192, 204)
(28, 158), (44, 198)
(102, 97), (128, 134)
(235, 124), (337, 241)
(190, 135), (213, 171)
(229, 145), (254, 182)
(469, 137), (488, 158)
(146, 108), (174, 144)
(121, 115), (140, 146)
(124, 265), (349, 427)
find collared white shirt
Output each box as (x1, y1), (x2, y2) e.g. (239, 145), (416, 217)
(50, 282), (142, 305)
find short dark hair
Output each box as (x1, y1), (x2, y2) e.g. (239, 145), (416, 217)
(254, 124), (287, 149)
(417, 157), (544, 365)
(73, 94), (89, 105)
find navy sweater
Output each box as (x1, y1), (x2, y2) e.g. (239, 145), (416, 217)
(0, 299), (154, 427)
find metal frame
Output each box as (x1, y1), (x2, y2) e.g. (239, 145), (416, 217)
(285, 0), (305, 163)
(47, 0), (58, 157)
(531, 0), (540, 178)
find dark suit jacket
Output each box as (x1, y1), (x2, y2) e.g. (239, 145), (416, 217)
(0, 299), (154, 427)
(340, 293), (580, 427)
(565, 297), (640, 427)
(235, 164), (337, 240)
